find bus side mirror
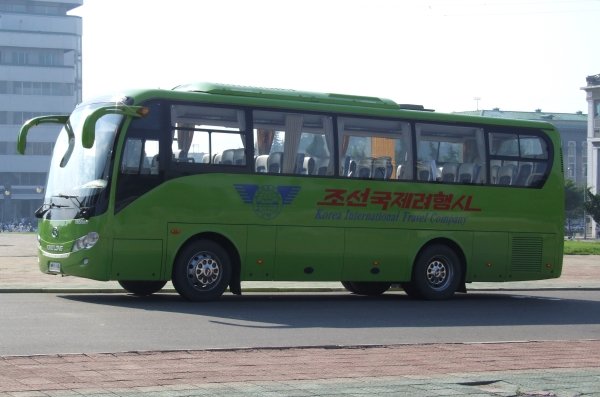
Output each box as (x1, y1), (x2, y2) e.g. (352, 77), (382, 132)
(82, 105), (149, 149)
(18, 115), (69, 154)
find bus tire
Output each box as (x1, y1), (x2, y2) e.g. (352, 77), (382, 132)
(118, 280), (167, 296)
(341, 281), (358, 293)
(346, 281), (391, 296)
(172, 239), (231, 302)
(399, 282), (422, 299)
(411, 244), (462, 300)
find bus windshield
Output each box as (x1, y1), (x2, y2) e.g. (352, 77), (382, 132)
(42, 102), (122, 220)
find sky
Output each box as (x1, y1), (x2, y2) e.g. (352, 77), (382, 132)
(70, 0), (600, 114)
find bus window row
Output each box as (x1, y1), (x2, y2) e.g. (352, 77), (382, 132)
(122, 102), (551, 188)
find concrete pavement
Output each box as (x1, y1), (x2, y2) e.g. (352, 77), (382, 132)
(1, 232), (600, 396)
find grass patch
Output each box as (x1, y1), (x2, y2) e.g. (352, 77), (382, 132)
(564, 240), (600, 255)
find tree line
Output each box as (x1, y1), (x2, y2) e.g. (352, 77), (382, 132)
(565, 180), (600, 237)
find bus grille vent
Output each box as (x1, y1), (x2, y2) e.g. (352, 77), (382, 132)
(511, 236), (542, 272)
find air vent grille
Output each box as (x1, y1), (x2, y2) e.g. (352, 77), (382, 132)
(511, 236), (542, 272)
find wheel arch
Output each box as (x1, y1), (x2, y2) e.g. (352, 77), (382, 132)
(171, 232), (242, 295)
(412, 237), (467, 292)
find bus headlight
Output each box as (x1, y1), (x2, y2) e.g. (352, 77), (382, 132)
(72, 232), (99, 252)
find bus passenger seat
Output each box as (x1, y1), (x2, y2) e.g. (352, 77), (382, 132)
(515, 162), (533, 186)
(441, 163), (458, 182)
(497, 164), (516, 185)
(267, 152), (283, 173)
(357, 158), (373, 178)
(294, 153), (305, 174)
(527, 173), (544, 187)
(373, 157), (393, 179)
(347, 160), (357, 177)
(255, 155), (269, 172)
(490, 165), (499, 184)
(417, 161), (432, 181)
(233, 149), (246, 165)
(396, 164), (407, 180)
(458, 163), (477, 183)
(303, 156), (315, 175)
(221, 149), (235, 165)
(202, 153), (211, 163)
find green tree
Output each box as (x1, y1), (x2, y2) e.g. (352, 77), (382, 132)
(584, 188), (600, 225)
(565, 180), (584, 236)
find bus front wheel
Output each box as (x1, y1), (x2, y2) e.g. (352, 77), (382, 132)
(172, 239), (231, 302)
(118, 280), (167, 296)
(410, 244), (462, 300)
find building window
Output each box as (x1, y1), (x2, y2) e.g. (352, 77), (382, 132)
(0, 81), (74, 97)
(582, 141), (588, 180)
(11, 52), (29, 65)
(567, 141), (576, 179)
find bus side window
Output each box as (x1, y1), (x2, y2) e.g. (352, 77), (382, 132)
(121, 138), (143, 174)
(338, 117), (412, 180)
(415, 123), (486, 184)
(170, 105), (246, 167)
(253, 111), (334, 176)
(121, 138), (159, 175)
(488, 132), (549, 188)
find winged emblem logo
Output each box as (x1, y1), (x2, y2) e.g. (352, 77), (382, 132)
(234, 184), (301, 219)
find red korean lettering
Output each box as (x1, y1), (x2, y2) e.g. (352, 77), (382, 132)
(317, 188), (347, 206)
(411, 193), (433, 210)
(432, 192), (453, 211)
(451, 195), (481, 212)
(346, 188), (371, 207)
(464, 195), (481, 212)
(391, 192), (414, 209)
(370, 191), (392, 210)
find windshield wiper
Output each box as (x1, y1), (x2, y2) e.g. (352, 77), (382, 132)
(56, 193), (79, 200)
(56, 194), (93, 220)
(35, 202), (68, 219)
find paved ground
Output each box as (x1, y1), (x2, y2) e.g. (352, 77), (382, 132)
(1, 233), (600, 396)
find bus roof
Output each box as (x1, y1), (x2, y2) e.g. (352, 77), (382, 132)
(173, 82), (431, 112)
(119, 83), (557, 132)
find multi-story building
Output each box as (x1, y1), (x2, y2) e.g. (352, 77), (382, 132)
(0, 0), (82, 225)
(582, 74), (600, 237)
(455, 108), (588, 186)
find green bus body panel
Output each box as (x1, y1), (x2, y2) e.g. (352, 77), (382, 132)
(37, 216), (111, 281)
(471, 232), (509, 281)
(111, 239), (163, 280)
(275, 226), (344, 280)
(343, 228), (412, 281)
(36, 170), (563, 284)
(245, 226), (276, 280)
(115, 172), (561, 283)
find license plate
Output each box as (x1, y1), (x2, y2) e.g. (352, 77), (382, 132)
(48, 262), (61, 273)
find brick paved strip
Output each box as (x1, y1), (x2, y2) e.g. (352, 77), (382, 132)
(0, 340), (599, 392)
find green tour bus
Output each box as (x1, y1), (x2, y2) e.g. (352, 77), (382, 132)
(18, 83), (564, 301)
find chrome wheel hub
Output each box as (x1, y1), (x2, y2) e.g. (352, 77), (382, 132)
(426, 259), (450, 289)
(187, 252), (221, 290)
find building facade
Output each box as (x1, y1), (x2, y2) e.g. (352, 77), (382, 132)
(0, 0), (82, 226)
(583, 74), (600, 237)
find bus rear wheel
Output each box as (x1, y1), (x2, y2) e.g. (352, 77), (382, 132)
(172, 239), (231, 302)
(118, 280), (167, 296)
(344, 281), (391, 296)
(410, 244), (462, 300)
